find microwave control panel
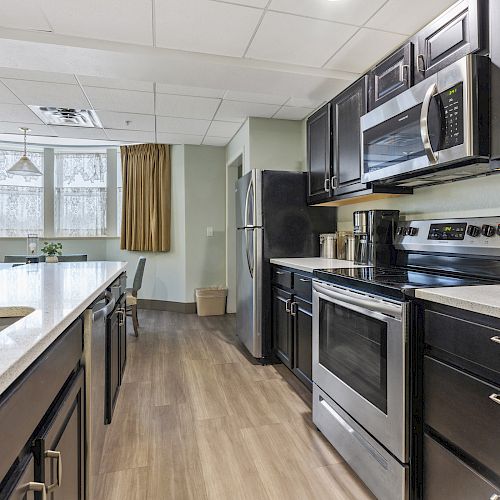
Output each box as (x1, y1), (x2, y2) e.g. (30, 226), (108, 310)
(438, 83), (464, 150)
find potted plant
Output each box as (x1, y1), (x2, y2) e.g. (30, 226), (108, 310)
(41, 242), (63, 263)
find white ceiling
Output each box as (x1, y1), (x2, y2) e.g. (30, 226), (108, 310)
(0, 0), (456, 146)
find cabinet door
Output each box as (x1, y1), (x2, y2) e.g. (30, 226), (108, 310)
(3, 456), (38, 500)
(369, 42), (413, 110)
(118, 297), (127, 382)
(307, 104), (332, 204)
(292, 298), (312, 390)
(415, 0), (482, 83)
(105, 307), (120, 424)
(333, 76), (368, 195)
(39, 368), (85, 500)
(272, 287), (293, 369)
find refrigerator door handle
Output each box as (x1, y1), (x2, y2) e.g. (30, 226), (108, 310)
(245, 228), (254, 278)
(244, 176), (253, 227)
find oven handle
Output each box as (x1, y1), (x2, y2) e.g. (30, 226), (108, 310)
(313, 282), (403, 320)
(420, 82), (438, 165)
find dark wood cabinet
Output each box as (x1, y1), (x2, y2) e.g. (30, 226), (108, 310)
(415, 0), (483, 83)
(306, 104), (331, 204)
(2, 456), (36, 500)
(272, 286), (293, 369)
(292, 297), (313, 389)
(332, 76), (368, 196)
(118, 295), (127, 382)
(106, 304), (121, 424)
(369, 42), (413, 110)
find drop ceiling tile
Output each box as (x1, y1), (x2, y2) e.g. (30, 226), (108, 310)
(286, 97), (325, 108)
(0, 0), (52, 31)
(325, 28), (406, 74)
(366, 0), (456, 36)
(207, 120), (242, 137)
(269, 0), (387, 26)
(156, 132), (203, 145)
(246, 12), (358, 67)
(155, 94), (220, 120)
(155, 83), (226, 99)
(155, 0), (262, 57)
(0, 82), (21, 105)
(0, 68), (76, 84)
(95, 110), (155, 132)
(1, 79), (89, 108)
(224, 90), (288, 105)
(105, 129), (155, 143)
(203, 136), (231, 146)
(85, 87), (154, 114)
(273, 106), (313, 120)
(78, 75), (153, 92)
(0, 122), (56, 137)
(0, 103), (43, 124)
(214, 100), (280, 122)
(217, 0), (268, 7)
(40, 0), (153, 45)
(156, 116), (210, 135)
(50, 126), (108, 140)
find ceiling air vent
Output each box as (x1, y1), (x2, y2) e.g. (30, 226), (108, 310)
(28, 106), (103, 128)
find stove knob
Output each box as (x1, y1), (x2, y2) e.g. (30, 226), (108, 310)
(408, 227), (419, 236)
(467, 225), (481, 237)
(482, 224), (496, 237)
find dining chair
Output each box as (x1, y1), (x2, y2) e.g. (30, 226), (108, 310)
(126, 257), (146, 337)
(58, 254), (88, 262)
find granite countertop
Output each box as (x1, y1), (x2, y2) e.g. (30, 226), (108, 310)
(415, 285), (500, 319)
(269, 257), (370, 273)
(0, 261), (127, 395)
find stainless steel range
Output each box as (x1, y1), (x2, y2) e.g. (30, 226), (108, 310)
(311, 217), (500, 500)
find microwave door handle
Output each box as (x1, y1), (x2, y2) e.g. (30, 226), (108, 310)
(420, 83), (438, 164)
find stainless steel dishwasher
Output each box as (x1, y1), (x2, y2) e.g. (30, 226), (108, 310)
(83, 290), (116, 500)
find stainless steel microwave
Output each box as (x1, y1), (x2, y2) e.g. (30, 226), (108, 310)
(361, 54), (490, 186)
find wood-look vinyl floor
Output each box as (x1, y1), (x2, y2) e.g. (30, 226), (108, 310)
(95, 310), (375, 500)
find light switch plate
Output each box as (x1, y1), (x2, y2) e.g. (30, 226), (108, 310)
(206, 226), (214, 237)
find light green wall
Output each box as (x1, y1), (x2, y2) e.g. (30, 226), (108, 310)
(337, 174), (500, 229)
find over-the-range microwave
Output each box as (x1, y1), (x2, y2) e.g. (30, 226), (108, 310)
(361, 54), (492, 187)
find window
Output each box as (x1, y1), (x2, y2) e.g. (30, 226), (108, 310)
(54, 152), (107, 236)
(0, 148), (44, 237)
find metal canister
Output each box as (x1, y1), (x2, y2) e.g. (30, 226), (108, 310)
(319, 233), (337, 259)
(345, 234), (357, 261)
(336, 231), (352, 260)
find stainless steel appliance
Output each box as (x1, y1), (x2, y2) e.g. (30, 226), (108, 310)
(353, 210), (399, 265)
(361, 54), (490, 187)
(319, 233), (337, 258)
(236, 169), (336, 359)
(312, 217), (500, 500)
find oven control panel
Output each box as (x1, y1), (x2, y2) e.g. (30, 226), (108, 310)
(395, 218), (500, 255)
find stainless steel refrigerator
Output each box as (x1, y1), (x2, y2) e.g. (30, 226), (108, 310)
(236, 169), (336, 360)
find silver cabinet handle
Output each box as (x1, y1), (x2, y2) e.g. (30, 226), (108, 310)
(275, 271), (285, 275)
(490, 336), (500, 344)
(299, 278), (310, 282)
(417, 54), (426, 73)
(420, 82), (438, 164)
(490, 494), (500, 500)
(324, 177), (330, 192)
(45, 450), (62, 492)
(117, 307), (126, 326)
(489, 394), (500, 406)
(285, 299), (291, 313)
(401, 64), (410, 83)
(290, 302), (297, 317)
(27, 482), (47, 500)
(330, 175), (337, 190)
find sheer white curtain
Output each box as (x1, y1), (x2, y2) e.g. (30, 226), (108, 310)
(0, 149), (44, 237)
(54, 152), (107, 236)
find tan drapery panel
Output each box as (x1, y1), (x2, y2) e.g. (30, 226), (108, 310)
(120, 144), (171, 252)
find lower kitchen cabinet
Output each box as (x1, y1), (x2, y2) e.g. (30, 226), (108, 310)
(272, 286), (293, 369)
(292, 297), (313, 388)
(3, 457), (36, 500)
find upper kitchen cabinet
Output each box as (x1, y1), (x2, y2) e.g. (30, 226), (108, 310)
(332, 76), (368, 196)
(306, 104), (332, 204)
(414, 0), (485, 83)
(368, 42), (414, 110)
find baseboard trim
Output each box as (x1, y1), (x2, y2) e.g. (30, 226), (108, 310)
(138, 299), (197, 314)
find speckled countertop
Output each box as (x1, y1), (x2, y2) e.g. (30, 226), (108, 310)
(270, 257), (370, 273)
(0, 261), (126, 396)
(415, 285), (500, 319)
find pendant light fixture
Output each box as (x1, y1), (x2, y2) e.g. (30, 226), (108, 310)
(7, 127), (43, 176)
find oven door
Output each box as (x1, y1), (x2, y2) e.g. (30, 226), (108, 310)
(312, 281), (408, 462)
(361, 54), (482, 184)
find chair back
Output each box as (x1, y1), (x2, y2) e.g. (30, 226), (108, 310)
(132, 257), (146, 293)
(4, 255), (28, 263)
(58, 254), (88, 262)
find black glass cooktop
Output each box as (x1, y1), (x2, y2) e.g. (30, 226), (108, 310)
(314, 266), (492, 300)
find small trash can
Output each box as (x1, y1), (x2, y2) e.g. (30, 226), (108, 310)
(195, 287), (228, 316)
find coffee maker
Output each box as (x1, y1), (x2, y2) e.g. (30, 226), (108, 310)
(353, 210), (400, 266)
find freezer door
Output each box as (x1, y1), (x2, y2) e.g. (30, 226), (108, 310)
(236, 226), (262, 358)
